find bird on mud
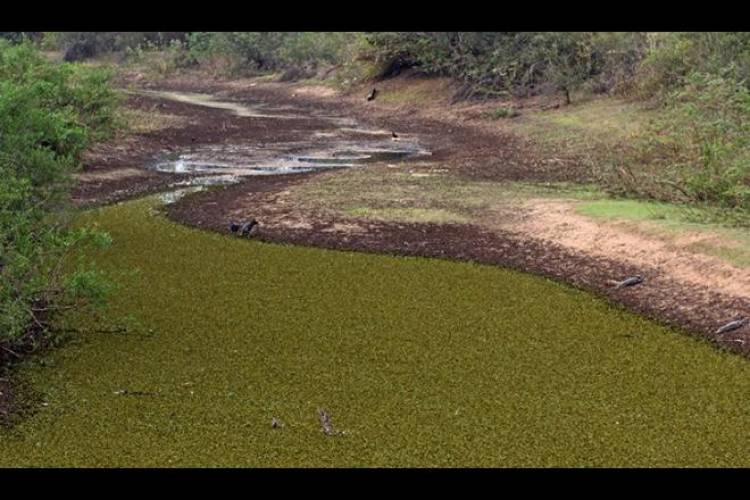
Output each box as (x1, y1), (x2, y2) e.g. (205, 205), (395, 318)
(607, 275), (644, 289)
(240, 219), (259, 237)
(391, 131), (399, 140)
(715, 316), (749, 335)
(366, 88), (378, 101)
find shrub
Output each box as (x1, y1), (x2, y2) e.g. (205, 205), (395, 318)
(599, 73), (750, 216)
(186, 32), (363, 76)
(0, 41), (117, 354)
(485, 107), (520, 119)
(42, 32), (187, 62)
(364, 32), (615, 102)
(633, 32), (750, 99)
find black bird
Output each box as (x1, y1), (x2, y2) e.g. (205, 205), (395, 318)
(715, 317), (749, 335)
(229, 221), (240, 233)
(613, 275), (644, 289)
(366, 88), (378, 101)
(240, 219), (259, 237)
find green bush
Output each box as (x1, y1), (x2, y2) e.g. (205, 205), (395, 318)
(186, 32), (363, 75)
(600, 73), (750, 219)
(634, 33), (750, 99)
(485, 106), (520, 119)
(363, 32), (618, 102)
(0, 41), (117, 352)
(42, 32), (187, 61)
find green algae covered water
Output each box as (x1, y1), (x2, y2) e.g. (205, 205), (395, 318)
(1, 198), (749, 467)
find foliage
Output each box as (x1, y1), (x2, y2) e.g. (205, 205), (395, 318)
(635, 32), (750, 99)
(0, 41), (117, 350)
(599, 73), (750, 218)
(186, 32), (363, 75)
(485, 106), (520, 119)
(364, 32), (608, 101)
(41, 32), (187, 61)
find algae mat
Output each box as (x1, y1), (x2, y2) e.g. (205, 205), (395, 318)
(1, 198), (749, 467)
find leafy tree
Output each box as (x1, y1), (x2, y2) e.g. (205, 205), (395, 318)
(0, 41), (117, 354)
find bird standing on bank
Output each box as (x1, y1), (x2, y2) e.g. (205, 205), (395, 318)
(366, 88), (378, 101)
(240, 219), (259, 237)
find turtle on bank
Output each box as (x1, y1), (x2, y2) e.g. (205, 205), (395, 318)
(611, 275), (644, 289)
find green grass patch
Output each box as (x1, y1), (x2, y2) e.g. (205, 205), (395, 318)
(293, 168), (605, 225)
(575, 198), (750, 269)
(2, 198), (750, 467)
(484, 107), (521, 120)
(501, 97), (652, 158)
(374, 79), (453, 106)
(576, 199), (682, 222)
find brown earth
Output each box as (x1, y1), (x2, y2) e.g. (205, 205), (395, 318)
(75, 71), (750, 358)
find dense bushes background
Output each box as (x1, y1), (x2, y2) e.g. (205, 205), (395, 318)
(37, 32), (750, 97)
(0, 41), (116, 353)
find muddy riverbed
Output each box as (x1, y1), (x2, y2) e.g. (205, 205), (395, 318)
(73, 77), (750, 357)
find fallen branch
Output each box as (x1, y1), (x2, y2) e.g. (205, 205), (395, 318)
(1, 345), (21, 358)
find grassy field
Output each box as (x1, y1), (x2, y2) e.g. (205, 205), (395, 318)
(290, 167), (599, 226)
(1, 197), (749, 467)
(291, 163), (750, 272)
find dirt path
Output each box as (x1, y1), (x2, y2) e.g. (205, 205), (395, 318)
(509, 199), (750, 303)
(77, 73), (750, 357)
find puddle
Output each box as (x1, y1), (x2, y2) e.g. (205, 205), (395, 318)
(132, 90), (377, 129)
(157, 186), (205, 204)
(136, 89), (432, 198)
(130, 90), (306, 120)
(171, 174), (241, 186)
(150, 140), (431, 177)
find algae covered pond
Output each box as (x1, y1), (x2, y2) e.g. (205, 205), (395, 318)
(1, 198), (750, 467)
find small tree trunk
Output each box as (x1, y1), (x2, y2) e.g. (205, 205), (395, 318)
(563, 86), (571, 105)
